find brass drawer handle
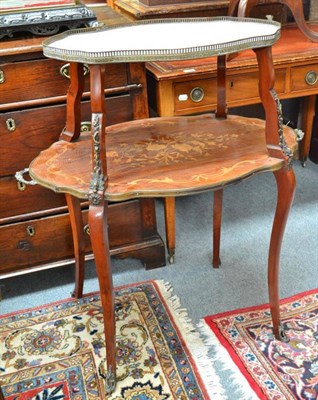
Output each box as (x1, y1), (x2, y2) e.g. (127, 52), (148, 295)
(60, 63), (90, 79)
(15, 168), (37, 189)
(190, 87), (204, 102)
(84, 224), (90, 235)
(81, 121), (91, 132)
(0, 69), (5, 84)
(305, 70), (318, 86)
(6, 118), (16, 132)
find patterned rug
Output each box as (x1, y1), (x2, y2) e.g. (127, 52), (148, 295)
(0, 280), (225, 399)
(201, 288), (318, 400)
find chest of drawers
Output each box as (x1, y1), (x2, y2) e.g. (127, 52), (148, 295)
(0, 5), (165, 279)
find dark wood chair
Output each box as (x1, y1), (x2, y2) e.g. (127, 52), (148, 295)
(29, 17), (297, 394)
(228, 0), (318, 41)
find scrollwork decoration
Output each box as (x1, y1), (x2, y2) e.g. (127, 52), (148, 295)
(88, 114), (106, 206)
(271, 89), (293, 165)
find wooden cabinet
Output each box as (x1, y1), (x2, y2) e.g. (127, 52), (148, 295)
(0, 5), (166, 279)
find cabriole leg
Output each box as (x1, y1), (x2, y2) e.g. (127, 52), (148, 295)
(269, 167), (296, 340)
(89, 202), (116, 394)
(65, 194), (85, 298)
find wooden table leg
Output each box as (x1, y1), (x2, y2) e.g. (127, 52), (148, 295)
(212, 189), (223, 268)
(164, 197), (176, 264)
(65, 194), (85, 299)
(299, 94), (316, 166)
(309, 97), (318, 163)
(269, 167), (296, 340)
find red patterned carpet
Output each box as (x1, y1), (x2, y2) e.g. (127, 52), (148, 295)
(0, 280), (225, 399)
(202, 288), (318, 400)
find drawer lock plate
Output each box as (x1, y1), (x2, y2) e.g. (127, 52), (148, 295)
(6, 118), (16, 132)
(27, 226), (36, 237)
(0, 69), (5, 84)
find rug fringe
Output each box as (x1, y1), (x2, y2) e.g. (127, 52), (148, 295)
(197, 320), (259, 400)
(156, 281), (227, 400)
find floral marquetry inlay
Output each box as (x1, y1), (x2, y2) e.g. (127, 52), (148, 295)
(29, 114), (298, 201)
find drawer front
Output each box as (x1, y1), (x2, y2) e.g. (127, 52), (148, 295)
(290, 65), (318, 92)
(0, 59), (128, 107)
(1, 94), (132, 176)
(0, 199), (154, 274)
(227, 69), (285, 103)
(174, 69), (286, 113)
(0, 175), (67, 222)
(0, 212), (91, 273)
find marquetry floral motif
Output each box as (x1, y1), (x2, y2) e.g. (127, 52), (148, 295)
(205, 290), (318, 400)
(30, 115), (288, 199)
(0, 282), (207, 399)
(107, 117), (248, 169)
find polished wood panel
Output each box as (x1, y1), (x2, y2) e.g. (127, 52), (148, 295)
(0, 200), (165, 275)
(0, 60), (128, 110)
(0, 176), (66, 221)
(173, 69), (286, 113)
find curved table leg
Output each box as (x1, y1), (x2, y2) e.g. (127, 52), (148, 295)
(89, 201), (116, 394)
(164, 197), (176, 264)
(269, 167), (296, 340)
(299, 95), (316, 166)
(65, 194), (85, 299)
(212, 189), (223, 268)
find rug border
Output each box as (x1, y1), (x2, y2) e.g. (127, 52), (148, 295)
(203, 287), (318, 321)
(1, 279), (226, 399)
(202, 287), (318, 400)
(0, 280), (156, 319)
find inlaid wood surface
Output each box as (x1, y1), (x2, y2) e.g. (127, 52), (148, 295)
(29, 114), (297, 201)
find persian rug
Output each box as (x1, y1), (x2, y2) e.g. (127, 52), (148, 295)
(0, 280), (225, 399)
(201, 288), (318, 400)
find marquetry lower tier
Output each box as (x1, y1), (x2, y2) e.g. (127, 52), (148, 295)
(30, 114), (298, 201)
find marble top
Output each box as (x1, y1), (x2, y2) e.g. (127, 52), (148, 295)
(43, 17), (281, 64)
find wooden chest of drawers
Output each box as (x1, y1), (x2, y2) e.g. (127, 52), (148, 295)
(0, 5), (165, 279)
